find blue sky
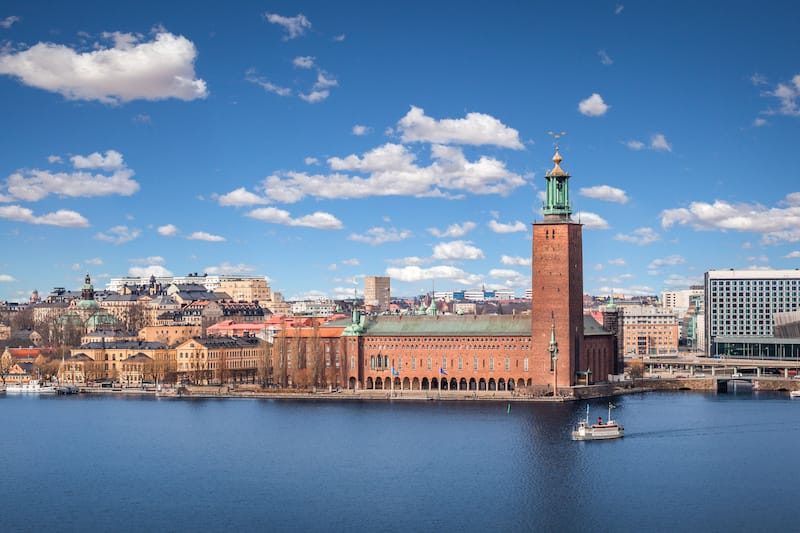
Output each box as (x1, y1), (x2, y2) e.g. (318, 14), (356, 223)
(1, 1), (799, 302)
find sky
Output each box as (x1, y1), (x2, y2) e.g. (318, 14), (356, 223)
(0, 1), (799, 303)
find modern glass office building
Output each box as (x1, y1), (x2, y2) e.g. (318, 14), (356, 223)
(705, 269), (800, 358)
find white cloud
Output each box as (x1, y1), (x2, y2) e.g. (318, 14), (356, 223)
(342, 258), (360, 266)
(488, 268), (529, 288)
(753, 117), (767, 127)
(650, 133), (672, 152)
(615, 4), (624, 14)
(751, 73), (768, 86)
(293, 56), (315, 69)
(0, 274), (17, 282)
(579, 185), (628, 204)
(387, 256), (430, 266)
(157, 224), (178, 237)
(299, 89), (329, 103)
(578, 93), (609, 117)
(333, 34), (346, 42)
(130, 256), (165, 265)
(0, 16), (20, 29)
(47, 155), (62, 164)
(785, 251), (800, 258)
(264, 13), (311, 40)
(348, 226), (412, 245)
(128, 265), (173, 278)
(352, 124), (369, 136)
(488, 219), (526, 233)
(398, 106), (524, 149)
(432, 240), (485, 261)
(4, 149), (138, 202)
(661, 194), (800, 244)
(608, 258), (626, 266)
(648, 254), (686, 274)
(594, 263), (604, 271)
(204, 262), (256, 275)
(624, 140), (645, 150)
(0, 30), (207, 103)
(314, 71), (338, 89)
(95, 225), (140, 244)
(243, 142), (525, 203)
(614, 227), (660, 245)
(217, 187), (268, 207)
(188, 231), (225, 242)
(245, 70), (291, 97)
(304, 157), (319, 166)
(746, 255), (769, 263)
(385, 265), (482, 285)
(761, 74), (800, 116)
(598, 50), (613, 65)
(133, 113), (151, 124)
(662, 274), (703, 289)
(575, 211), (610, 230)
(428, 221), (476, 238)
(85, 257), (104, 265)
(501, 255), (531, 267)
(247, 207), (343, 229)
(0, 205), (88, 227)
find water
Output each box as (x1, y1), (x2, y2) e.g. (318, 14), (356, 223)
(2, 391), (798, 532)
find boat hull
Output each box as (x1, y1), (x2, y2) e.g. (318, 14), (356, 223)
(572, 423), (624, 441)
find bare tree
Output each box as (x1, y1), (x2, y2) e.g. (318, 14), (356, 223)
(11, 307), (35, 331)
(274, 316), (289, 387)
(0, 349), (14, 385)
(123, 302), (148, 331)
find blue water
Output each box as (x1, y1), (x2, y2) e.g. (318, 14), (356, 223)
(2, 391), (798, 532)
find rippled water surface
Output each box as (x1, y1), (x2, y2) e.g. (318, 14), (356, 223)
(2, 391), (798, 532)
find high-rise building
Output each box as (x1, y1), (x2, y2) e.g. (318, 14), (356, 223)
(531, 148), (585, 389)
(364, 276), (391, 312)
(705, 269), (800, 356)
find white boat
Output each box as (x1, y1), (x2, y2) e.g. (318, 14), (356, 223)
(572, 402), (624, 441)
(5, 379), (57, 394)
(790, 390), (800, 398)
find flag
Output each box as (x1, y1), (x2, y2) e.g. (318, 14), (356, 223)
(439, 368), (447, 376)
(609, 402), (616, 409)
(392, 367), (399, 377)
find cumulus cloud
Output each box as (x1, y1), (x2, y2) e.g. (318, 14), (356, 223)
(342, 258), (360, 266)
(397, 106), (524, 149)
(661, 194), (800, 245)
(650, 133), (672, 152)
(130, 256), (165, 265)
(648, 254), (686, 274)
(760, 73), (800, 116)
(95, 225), (140, 244)
(204, 262), (256, 275)
(348, 226), (412, 245)
(661, 274), (703, 289)
(579, 185), (628, 203)
(352, 124), (369, 136)
(575, 211), (610, 230)
(0, 205), (88, 227)
(3, 149), (138, 202)
(304, 157), (319, 166)
(247, 207), (343, 229)
(0, 16), (20, 29)
(614, 227), (660, 245)
(0, 30), (207, 103)
(245, 69), (291, 97)
(578, 93), (609, 116)
(293, 56), (315, 69)
(598, 50), (613, 65)
(129, 265), (173, 278)
(157, 224), (178, 237)
(428, 221), (476, 238)
(386, 264), (482, 285)
(264, 13), (311, 40)
(488, 219), (526, 233)
(216, 187), (268, 207)
(753, 117), (767, 127)
(225, 142), (525, 204)
(785, 251), (800, 258)
(432, 240), (485, 261)
(85, 257), (104, 265)
(608, 258), (626, 266)
(188, 231), (225, 242)
(624, 140), (645, 150)
(0, 274), (17, 282)
(501, 255), (531, 267)
(488, 268), (529, 288)
(299, 89), (329, 103)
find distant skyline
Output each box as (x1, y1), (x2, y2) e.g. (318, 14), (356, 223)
(1, 1), (799, 302)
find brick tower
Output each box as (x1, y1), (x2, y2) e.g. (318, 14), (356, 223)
(531, 148), (584, 390)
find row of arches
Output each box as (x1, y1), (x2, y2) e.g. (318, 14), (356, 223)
(362, 376), (533, 391)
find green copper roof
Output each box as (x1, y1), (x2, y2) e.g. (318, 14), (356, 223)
(542, 148), (572, 219)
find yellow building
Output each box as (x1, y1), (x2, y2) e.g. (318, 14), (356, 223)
(175, 336), (267, 385)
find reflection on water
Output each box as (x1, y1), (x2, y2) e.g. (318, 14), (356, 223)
(1, 391), (798, 532)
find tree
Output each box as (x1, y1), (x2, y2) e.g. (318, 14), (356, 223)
(257, 342), (272, 387)
(123, 302), (148, 332)
(274, 316), (289, 388)
(0, 349), (14, 385)
(308, 320), (324, 388)
(10, 307), (35, 331)
(627, 359), (644, 379)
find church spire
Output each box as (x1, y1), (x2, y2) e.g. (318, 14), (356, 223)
(542, 147), (572, 221)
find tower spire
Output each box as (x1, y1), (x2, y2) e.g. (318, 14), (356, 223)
(542, 147), (572, 221)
